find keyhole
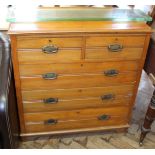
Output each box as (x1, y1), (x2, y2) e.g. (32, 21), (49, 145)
(81, 64), (83, 67)
(49, 40), (52, 43)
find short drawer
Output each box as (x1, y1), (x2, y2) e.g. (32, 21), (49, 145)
(18, 49), (81, 64)
(17, 36), (82, 48)
(85, 47), (143, 61)
(19, 61), (139, 76)
(24, 106), (129, 133)
(20, 72), (137, 90)
(86, 36), (145, 47)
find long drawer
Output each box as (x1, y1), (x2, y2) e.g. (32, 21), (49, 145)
(17, 36), (82, 48)
(23, 96), (132, 113)
(86, 36), (145, 47)
(85, 47), (143, 61)
(24, 106), (129, 133)
(20, 72), (137, 90)
(19, 61), (139, 76)
(23, 84), (134, 112)
(18, 49), (81, 64)
(22, 85), (134, 100)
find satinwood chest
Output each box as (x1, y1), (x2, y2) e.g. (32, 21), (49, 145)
(8, 8), (152, 139)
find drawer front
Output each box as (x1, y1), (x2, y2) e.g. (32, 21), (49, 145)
(25, 116), (128, 133)
(86, 36), (145, 47)
(22, 84), (134, 100)
(18, 49), (81, 64)
(17, 36), (82, 48)
(23, 96), (132, 113)
(20, 72), (137, 90)
(85, 48), (143, 61)
(24, 106), (129, 133)
(19, 61), (139, 76)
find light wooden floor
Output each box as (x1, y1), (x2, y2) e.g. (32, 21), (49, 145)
(19, 71), (155, 149)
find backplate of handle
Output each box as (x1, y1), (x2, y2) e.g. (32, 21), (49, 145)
(42, 45), (58, 54)
(98, 114), (110, 121)
(44, 119), (58, 125)
(42, 73), (57, 80)
(101, 94), (115, 100)
(108, 44), (123, 52)
(104, 69), (119, 76)
(43, 98), (58, 104)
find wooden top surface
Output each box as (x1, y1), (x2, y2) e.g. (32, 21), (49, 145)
(8, 21), (151, 34)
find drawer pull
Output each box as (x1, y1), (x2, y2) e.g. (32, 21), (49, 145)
(42, 73), (57, 80)
(98, 115), (110, 121)
(104, 69), (119, 76)
(42, 45), (58, 54)
(44, 119), (58, 125)
(43, 98), (58, 104)
(108, 44), (123, 52)
(101, 94), (115, 100)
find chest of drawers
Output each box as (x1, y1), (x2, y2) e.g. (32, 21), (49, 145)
(8, 13), (151, 138)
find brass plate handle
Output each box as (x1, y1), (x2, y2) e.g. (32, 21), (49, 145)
(101, 94), (115, 100)
(108, 44), (123, 52)
(42, 45), (58, 54)
(98, 115), (110, 121)
(43, 98), (58, 104)
(42, 73), (57, 80)
(44, 119), (58, 125)
(104, 69), (119, 77)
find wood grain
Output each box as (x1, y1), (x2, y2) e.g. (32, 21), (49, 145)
(24, 106), (129, 122)
(19, 61), (139, 76)
(22, 84), (134, 100)
(86, 36), (145, 47)
(8, 21), (151, 34)
(17, 36), (82, 48)
(18, 49), (81, 63)
(24, 106), (129, 133)
(23, 95), (132, 113)
(20, 72), (137, 90)
(25, 117), (128, 133)
(85, 48), (143, 61)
